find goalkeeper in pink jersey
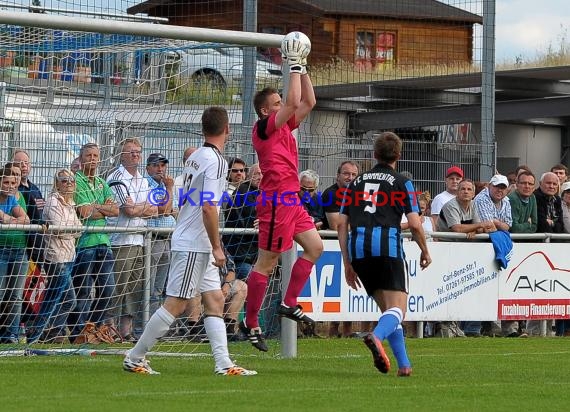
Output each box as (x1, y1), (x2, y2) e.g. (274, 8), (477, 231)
(239, 32), (324, 352)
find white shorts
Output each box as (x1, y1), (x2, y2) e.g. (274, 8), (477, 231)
(166, 251), (221, 299)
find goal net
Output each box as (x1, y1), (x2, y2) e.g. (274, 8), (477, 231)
(0, 3), (289, 357)
(0, 0), (490, 357)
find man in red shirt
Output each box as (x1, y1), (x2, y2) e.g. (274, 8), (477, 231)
(239, 38), (323, 352)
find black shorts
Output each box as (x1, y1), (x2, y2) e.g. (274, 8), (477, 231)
(351, 256), (408, 296)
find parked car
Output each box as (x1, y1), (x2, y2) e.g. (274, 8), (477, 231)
(172, 45), (282, 90)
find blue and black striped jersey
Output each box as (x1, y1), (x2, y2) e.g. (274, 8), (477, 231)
(340, 163), (420, 260)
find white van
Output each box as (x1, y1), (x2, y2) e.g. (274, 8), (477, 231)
(1, 107), (94, 194)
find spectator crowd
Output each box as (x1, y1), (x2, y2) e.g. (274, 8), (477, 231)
(1, 141), (570, 344)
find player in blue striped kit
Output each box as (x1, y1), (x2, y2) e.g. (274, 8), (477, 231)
(337, 131), (431, 377)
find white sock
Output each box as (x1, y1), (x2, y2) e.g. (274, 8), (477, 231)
(204, 315), (233, 370)
(384, 307), (404, 323)
(129, 306), (175, 361)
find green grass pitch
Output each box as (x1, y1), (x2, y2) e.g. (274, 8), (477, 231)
(1, 337), (569, 411)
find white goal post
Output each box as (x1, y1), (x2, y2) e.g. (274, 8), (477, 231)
(0, 11), (283, 47)
(0, 8), (305, 358)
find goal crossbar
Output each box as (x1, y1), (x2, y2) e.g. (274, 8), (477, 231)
(0, 10), (283, 47)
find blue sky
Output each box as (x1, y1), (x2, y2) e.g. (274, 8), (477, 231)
(442, 0), (570, 62)
(495, 0), (570, 62)
(7, 0), (570, 63)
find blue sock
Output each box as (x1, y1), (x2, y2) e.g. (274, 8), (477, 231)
(373, 307), (403, 340)
(387, 324), (411, 369)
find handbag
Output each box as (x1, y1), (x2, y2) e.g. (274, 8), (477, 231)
(23, 259), (47, 315)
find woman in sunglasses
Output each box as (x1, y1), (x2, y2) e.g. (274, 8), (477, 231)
(27, 169), (83, 343)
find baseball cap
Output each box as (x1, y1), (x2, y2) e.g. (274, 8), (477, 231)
(561, 181), (570, 193)
(489, 174), (509, 187)
(146, 153), (169, 165)
(446, 166), (464, 178)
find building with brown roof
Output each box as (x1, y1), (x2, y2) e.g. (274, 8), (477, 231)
(127, 0), (482, 66)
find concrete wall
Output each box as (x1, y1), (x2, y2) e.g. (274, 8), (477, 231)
(495, 123), (562, 176)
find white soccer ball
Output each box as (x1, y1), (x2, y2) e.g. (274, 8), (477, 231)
(281, 31), (311, 55)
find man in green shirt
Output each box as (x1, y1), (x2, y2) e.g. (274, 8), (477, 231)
(508, 170), (538, 234)
(506, 170), (537, 338)
(68, 143), (120, 344)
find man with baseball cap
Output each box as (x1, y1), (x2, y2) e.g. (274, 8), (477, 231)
(426, 165), (464, 338)
(474, 174), (512, 337)
(430, 166), (464, 218)
(474, 174), (512, 232)
(147, 153), (169, 166)
(146, 153), (177, 317)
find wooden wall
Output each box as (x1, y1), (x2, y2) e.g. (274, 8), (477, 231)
(146, 2), (476, 66)
(334, 18), (474, 65)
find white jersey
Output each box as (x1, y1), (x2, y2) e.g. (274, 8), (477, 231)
(430, 190), (456, 216)
(106, 165), (151, 246)
(171, 144), (227, 252)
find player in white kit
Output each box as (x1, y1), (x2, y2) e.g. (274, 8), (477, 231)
(122, 106), (256, 376)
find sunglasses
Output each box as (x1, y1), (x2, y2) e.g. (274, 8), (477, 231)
(231, 168), (245, 173)
(301, 187), (315, 193)
(57, 177), (76, 184)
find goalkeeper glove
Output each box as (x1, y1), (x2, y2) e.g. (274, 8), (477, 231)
(282, 37), (310, 74)
(281, 55), (299, 75)
(300, 42), (311, 59)
(281, 38), (302, 58)
(299, 56), (308, 75)
(282, 54), (308, 75)
(283, 59), (304, 74)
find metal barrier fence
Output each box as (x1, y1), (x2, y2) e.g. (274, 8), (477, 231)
(0, 110), (497, 203)
(0, 223), (564, 358)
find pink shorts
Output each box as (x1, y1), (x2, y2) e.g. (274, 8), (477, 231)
(256, 196), (315, 253)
